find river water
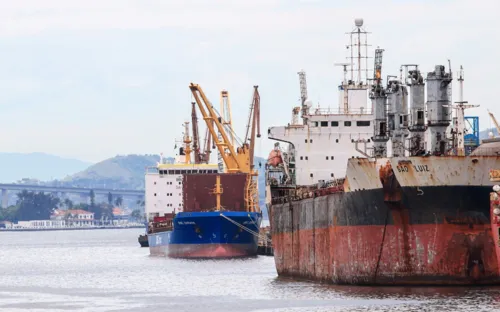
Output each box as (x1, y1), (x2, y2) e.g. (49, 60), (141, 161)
(0, 228), (499, 312)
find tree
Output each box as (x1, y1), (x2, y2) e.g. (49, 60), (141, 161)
(64, 198), (73, 209)
(0, 205), (19, 222)
(114, 196), (123, 207)
(15, 191), (60, 221)
(131, 209), (143, 221)
(107, 192), (113, 206)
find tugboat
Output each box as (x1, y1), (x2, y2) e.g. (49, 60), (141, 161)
(138, 233), (149, 247)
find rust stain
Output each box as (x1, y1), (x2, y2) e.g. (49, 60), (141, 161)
(379, 160), (402, 203)
(490, 169), (500, 182)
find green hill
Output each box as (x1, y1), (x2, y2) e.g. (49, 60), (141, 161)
(0, 152), (91, 183)
(61, 154), (269, 217)
(62, 154), (166, 189)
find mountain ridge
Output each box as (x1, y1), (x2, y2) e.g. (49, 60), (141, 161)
(0, 152), (92, 183)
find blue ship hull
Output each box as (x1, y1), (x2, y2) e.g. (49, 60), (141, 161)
(148, 211), (262, 258)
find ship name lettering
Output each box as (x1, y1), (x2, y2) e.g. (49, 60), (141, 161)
(396, 165), (409, 173)
(413, 165), (430, 172)
(396, 165), (429, 173)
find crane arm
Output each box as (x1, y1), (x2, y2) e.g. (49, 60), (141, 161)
(488, 110), (500, 135)
(191, 102), (201, 164)
(201, 127), (211, 163)
(220, 90), (235, 147)
(189, 83), (244, 172)
(248, 86), (261, 169)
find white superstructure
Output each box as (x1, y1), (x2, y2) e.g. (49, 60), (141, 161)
(268, 19), (374, 185)
(145, 163), (218, 221)
(145, 122), (219, 222)
(267, 19), (479, 188)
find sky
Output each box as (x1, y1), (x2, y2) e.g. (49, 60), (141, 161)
(0, 0), (498, 163)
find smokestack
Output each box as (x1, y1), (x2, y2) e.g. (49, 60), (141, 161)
(371, 85), (389, 157)
(426, 65), (452, 155)
(386, 79), (409, 157)
(407, 68), (426, 156)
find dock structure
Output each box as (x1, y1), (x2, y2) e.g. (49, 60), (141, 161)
(257, 226), (273, 256)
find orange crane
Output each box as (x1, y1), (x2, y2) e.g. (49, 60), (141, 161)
(189, 83), (261, 212)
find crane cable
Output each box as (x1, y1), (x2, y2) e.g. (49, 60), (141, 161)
(219, 213), (271, 244)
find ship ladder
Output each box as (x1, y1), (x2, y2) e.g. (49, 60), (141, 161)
(219, 213), (271, 244)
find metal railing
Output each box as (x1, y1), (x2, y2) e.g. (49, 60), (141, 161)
(311, 107), (373, 115)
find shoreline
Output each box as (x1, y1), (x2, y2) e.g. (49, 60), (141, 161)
(0, 225), (145, 232)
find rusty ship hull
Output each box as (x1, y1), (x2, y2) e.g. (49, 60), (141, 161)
(268, 156), (500, 285)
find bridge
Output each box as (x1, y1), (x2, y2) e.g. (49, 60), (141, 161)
(0, 183), (145, 208)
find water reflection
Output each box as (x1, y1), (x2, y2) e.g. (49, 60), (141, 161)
(1, 229), (500, 311)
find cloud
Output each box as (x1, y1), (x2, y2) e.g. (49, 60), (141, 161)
(0, 0), (498, 161)
(2, 0), (495, 37)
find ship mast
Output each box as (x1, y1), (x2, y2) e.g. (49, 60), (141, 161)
(347, 18), (371, 85)
(182, 121), (192, 164)
(297, 70), (309, 124)
(446, 66), (479, 156)
(336, 19), (371, 115)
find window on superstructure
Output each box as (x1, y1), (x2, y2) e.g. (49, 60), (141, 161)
(310, 173), (313, 177)
(154, 182), (156, 185)
(154, 193), (157, 196)
(320, 121), (328, 127)
(344, 121), (351, 127)
(168, 170), (174, 174)
(175, 170), (180, 174)
(330, 156), (334, 160)
(336, 139), (338, 143)
(313, 122), (318, 127)
(331, 121), (339, 127)
(300, 156), (303, 160)
(310, 139), (313, 143)
(305, 156), (308, 160)
(326, 156), (328, 160)
(356, 121), (370, 127)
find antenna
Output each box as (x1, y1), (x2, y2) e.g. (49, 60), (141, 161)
(334, 63), (351, 84)
(345, 18), (371, 84)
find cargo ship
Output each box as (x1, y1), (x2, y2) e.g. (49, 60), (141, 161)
(145, 85), (263, 258)
(265, 18), (500, 285)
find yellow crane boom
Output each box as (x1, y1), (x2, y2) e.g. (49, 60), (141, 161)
(189, 83), (260, 212)
(488, 109), (500, 136)
(189, 83), (248, 173)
